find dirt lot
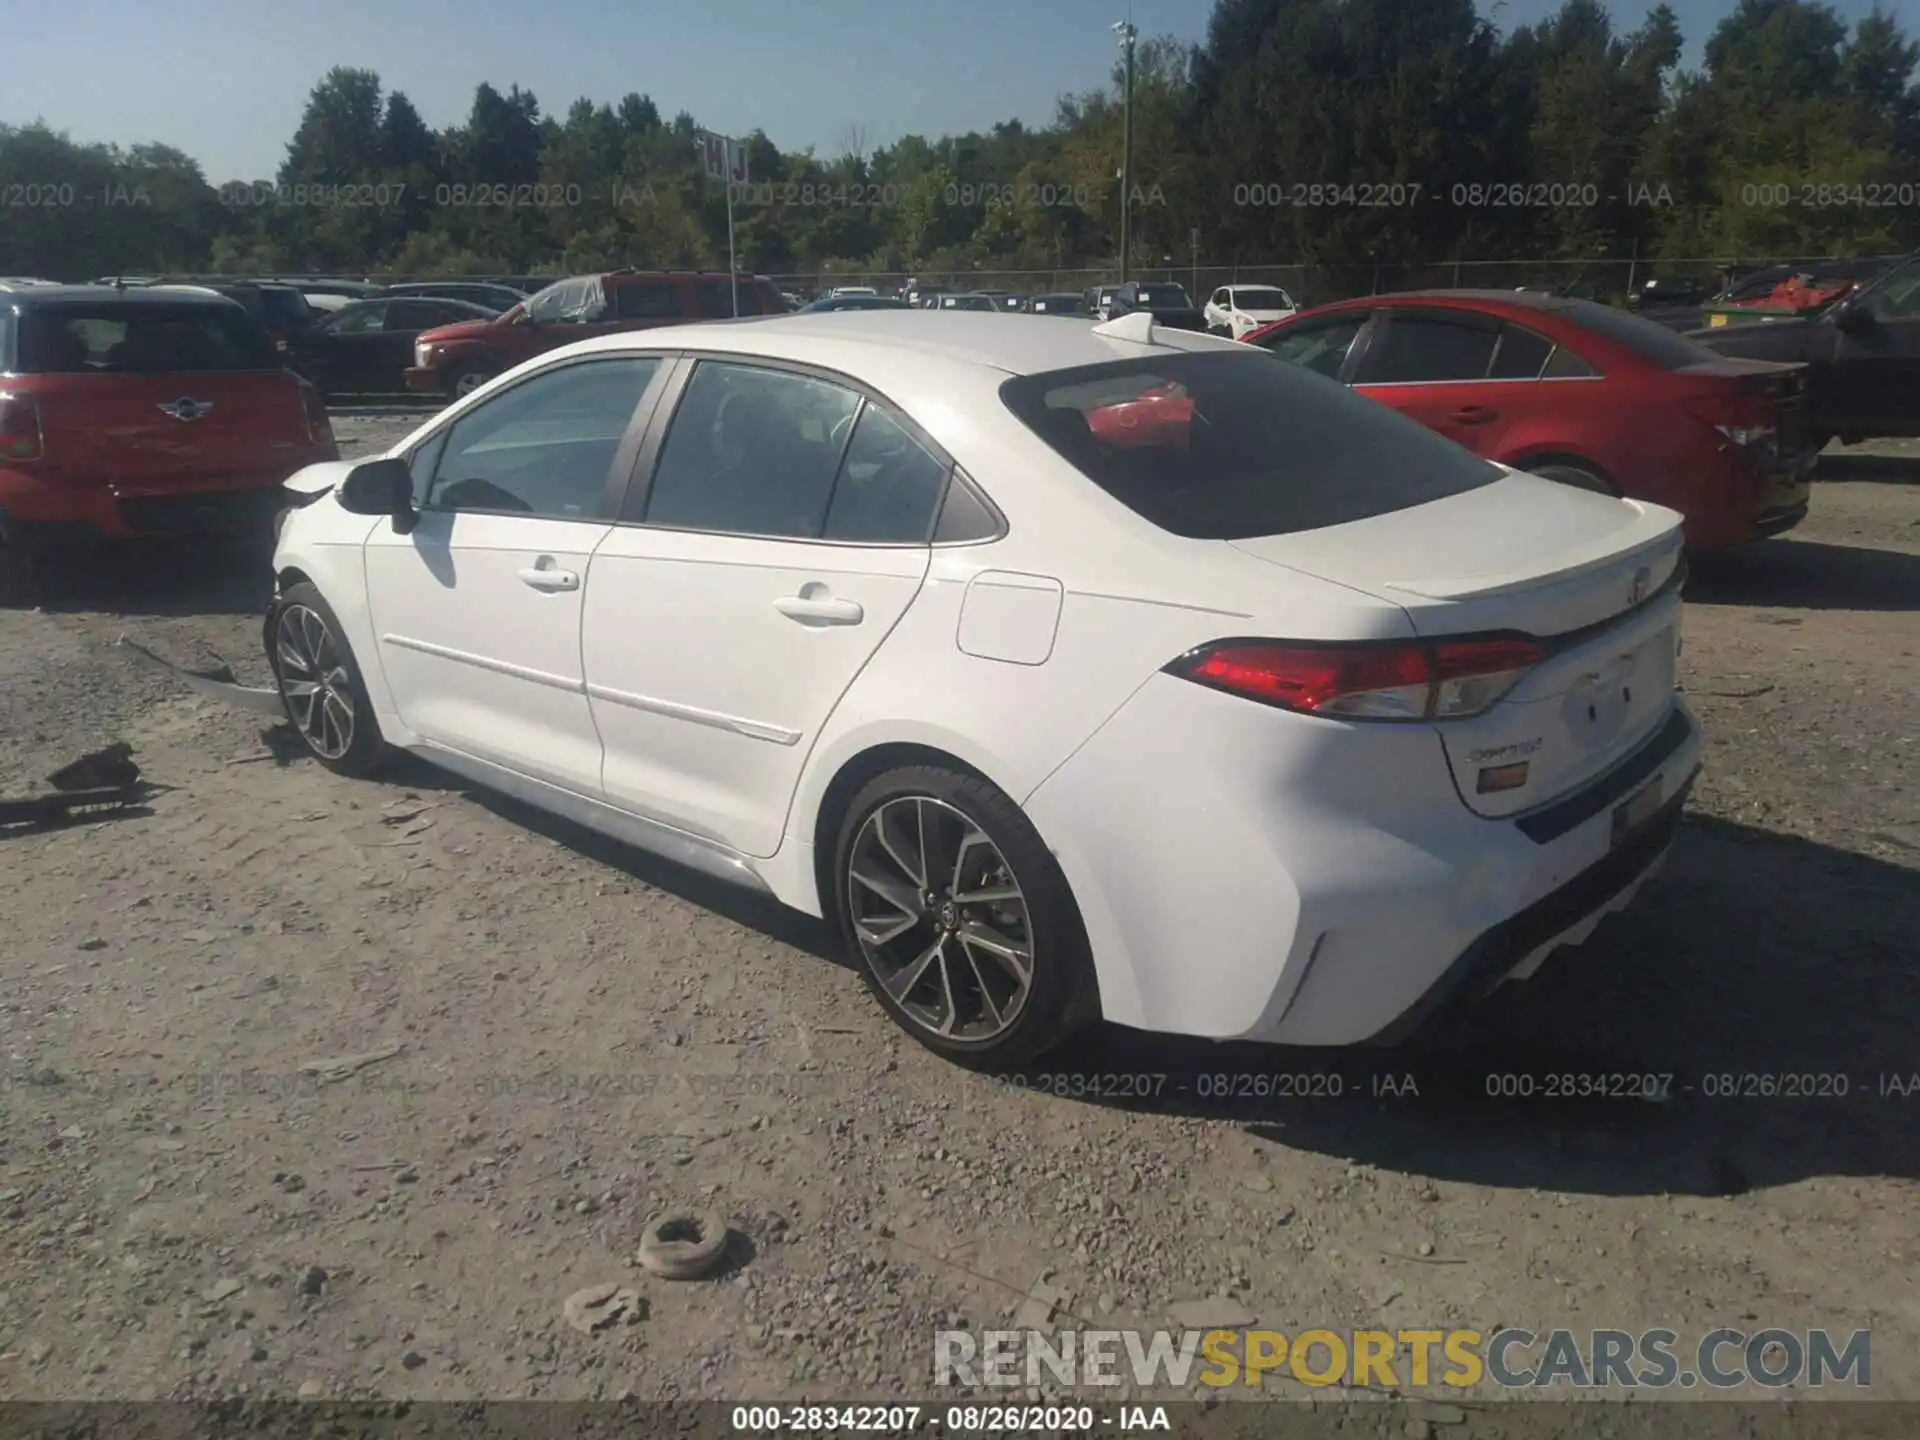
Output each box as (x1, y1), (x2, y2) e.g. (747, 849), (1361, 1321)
(0, 420), (1915, 1410)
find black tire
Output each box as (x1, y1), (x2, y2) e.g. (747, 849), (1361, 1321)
(267, 581), (387, 777)
(446, 362), (497, 400)
(1527, 461), (1620, 497)
(831, 764), (1096, 1070)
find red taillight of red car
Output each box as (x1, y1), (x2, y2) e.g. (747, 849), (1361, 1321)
(0, 392), (45, 462)
(1168, 636), (1544, 720)
(1680, 387), (1776, 449)
(296, 377), (334, 448)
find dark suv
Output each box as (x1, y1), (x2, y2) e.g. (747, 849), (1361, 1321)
(406, 270), (787, 398)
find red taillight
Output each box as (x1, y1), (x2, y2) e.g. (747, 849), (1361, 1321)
(1169, 636), (1544, 720)
(1681, 387), (1775, 448)
(0, 391), (44, 461)
(296, 378), (334, 447)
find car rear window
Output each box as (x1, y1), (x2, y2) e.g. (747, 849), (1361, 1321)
(1133, 286), (1191, 308)
(17, 303), (281, 373)
(1556, 299), (1728, 370)
(258, 289), (314, 330)
(1000, 351), (1503, 540)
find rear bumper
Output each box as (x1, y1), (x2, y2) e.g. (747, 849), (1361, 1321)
(0, 459), (333, 541)
(1023, 673), (1706, 1047)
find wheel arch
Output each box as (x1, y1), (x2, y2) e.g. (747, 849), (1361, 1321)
(807, 740), (998, 925)
(1501, 449), (1622, 494)
(804, 736), (1106, 1032)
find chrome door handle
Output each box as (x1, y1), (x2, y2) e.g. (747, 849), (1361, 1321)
(517, 564), (579, 592)
(774, 595), (864, 624)
(1450, 406), (1497, 424)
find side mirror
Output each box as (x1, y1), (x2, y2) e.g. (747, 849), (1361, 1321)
(1834, 304), (1875, 334)
(337, 457), (417, 533)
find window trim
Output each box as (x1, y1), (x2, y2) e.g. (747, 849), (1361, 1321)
(406, 352), (677, 523)
(1259, 310), (1376, 383)
(617, 350), (991, 548)
(1351, 307), (1505, 389)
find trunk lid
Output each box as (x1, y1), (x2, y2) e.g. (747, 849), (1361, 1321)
(30, 371), (313, 487)
(1230, 473), (1688, 817)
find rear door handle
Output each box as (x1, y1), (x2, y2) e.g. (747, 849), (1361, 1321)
(774, 595), (864, 624)
(1450, 406), (1498, 424)
(517, 563), (579, 592)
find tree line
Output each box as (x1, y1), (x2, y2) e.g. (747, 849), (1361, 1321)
(2, 0), (1917, 286)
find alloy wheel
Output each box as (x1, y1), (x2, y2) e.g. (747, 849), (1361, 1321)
(274, 604), (355, 760)
(453, 369), (492, 397)
(846, 796), (1034, 1042)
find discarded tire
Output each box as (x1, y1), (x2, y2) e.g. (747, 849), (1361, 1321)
(637, 1209), (730, 1280)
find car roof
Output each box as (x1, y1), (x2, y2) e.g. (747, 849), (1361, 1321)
(555, 309), (1250, 379)
(0, 282), (245, 308)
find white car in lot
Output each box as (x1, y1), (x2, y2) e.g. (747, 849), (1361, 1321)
(1203, 284), (1298, 338)
(263, 309), (1701, 1067)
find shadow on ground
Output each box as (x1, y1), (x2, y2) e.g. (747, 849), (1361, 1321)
(1816, 451), (1920, 484)
(28, 536), (274, 618)
(1042, 813), (1919, 1196)
(1686, 537), (1920, 612)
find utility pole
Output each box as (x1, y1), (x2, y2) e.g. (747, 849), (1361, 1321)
(1114, 19), (1137, 285)
(1190, 226), (1199, 299)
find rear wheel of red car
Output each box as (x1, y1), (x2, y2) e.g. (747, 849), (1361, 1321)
(1529, 461), (1620, 497)
(269, 582), (386, 778)
(447, 363), (497, 399)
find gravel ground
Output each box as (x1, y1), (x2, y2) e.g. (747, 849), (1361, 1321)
(0, 421), (1914, 1410)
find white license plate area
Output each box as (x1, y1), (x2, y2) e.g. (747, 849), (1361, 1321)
(1611, 774), (1665, 847)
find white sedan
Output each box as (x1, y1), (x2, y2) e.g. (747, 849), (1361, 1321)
(1203, 284), (1298, 338)
(264, 308), (1702, 1067)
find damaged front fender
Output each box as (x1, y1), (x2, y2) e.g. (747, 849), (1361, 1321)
(119, 636), (287, 717)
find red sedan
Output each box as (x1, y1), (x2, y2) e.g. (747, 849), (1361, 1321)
(1242, 290), (1816, 547)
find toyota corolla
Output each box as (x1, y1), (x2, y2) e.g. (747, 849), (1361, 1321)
(255, 309), (1702, 1068)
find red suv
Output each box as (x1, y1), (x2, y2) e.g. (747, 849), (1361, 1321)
(0, 284), (337, 605)
(1243, 291), (1817, 547)
(406, 270), (788, 398)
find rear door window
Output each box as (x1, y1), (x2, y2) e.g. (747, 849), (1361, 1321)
(1258, 314), (1367, 379)
(613, 281), (682, 320)
(1355, 313), (1499, 384)
(1000, 351), (1502, 540)
(18, 303), (280, 373)
(695, 280), (757, 318)
(1487, 323), (1555, 379)
(388, 300), (450, 330)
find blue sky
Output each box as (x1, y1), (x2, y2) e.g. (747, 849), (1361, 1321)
(2, 0), (1906, 184)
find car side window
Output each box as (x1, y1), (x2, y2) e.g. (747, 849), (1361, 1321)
(642, 361), (863, 539)
(1487, 323), (1555, 380)
(1864, 259), (1920, 321)
(613, 281), (682, 320)
(422, 357), (659, 520)
(524, 283), (574, 323)
(387, 300), (444, 331)
(1211, 289), (1229, 308)
(1543, 345), (1599, 378)
(822, 402), (950, 544)
(1260, 315), (1367, 379)
(407, 428), (449, 507)
(694, 280), (751, 318)
(332, 303), (387, 335)
(1355, 315), (1498, 384)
